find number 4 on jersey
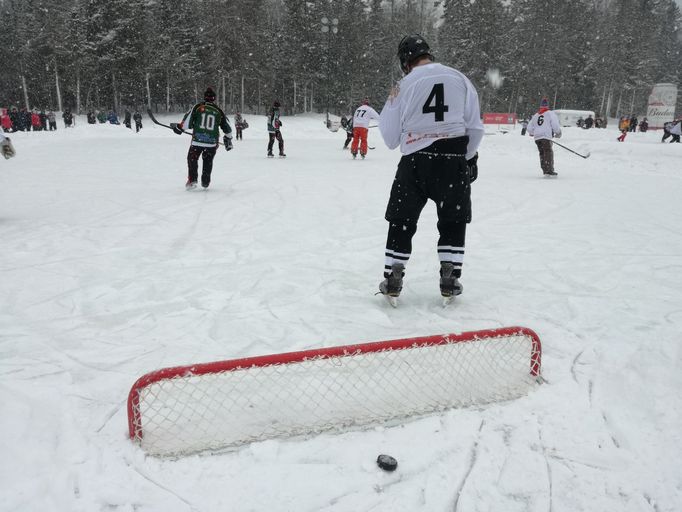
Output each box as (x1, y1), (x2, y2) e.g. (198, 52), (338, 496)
(422, 83), (449, 122)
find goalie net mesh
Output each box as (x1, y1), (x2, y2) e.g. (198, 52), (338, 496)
(128, 326), (541, 456)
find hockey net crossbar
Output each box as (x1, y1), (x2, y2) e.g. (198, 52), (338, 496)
(128, 326), (542, 456)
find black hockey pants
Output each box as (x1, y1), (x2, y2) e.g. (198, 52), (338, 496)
(187, 145), (217, 186)
(383, 137), (471, 278)
(267, 130), (284, 154)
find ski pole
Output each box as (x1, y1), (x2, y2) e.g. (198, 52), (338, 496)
(551, 140), (590, 159)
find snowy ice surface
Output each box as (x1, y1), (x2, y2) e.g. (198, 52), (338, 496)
(1, 115), (681, 512)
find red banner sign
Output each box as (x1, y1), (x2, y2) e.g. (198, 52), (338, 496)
(483, 113), (517, 124)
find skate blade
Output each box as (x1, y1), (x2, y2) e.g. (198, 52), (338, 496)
(442, 296), (454, 307)
(385, 295), (398, 308)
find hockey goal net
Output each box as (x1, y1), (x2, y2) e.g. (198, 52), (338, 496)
(128, 326), (542, 456)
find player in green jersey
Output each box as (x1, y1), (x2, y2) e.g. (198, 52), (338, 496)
(172, 87), (233, 190)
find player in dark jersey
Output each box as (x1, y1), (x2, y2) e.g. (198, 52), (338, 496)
(172, 87), (233, 189)
(267, 100), (285, 157)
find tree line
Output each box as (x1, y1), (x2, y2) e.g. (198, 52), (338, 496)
(0, 0), (680, 118)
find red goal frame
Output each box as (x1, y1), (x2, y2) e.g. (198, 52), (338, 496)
(128, 326), (541, 442)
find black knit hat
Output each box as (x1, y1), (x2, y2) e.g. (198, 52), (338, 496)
(204, 87), (216, 102)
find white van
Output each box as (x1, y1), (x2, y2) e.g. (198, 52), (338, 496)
(554, 109), (595, 127)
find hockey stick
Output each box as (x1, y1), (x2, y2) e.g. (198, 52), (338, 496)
(147, 109), (191, 135)
(552, 140), (590, 159)
(147, 109), (225, 146)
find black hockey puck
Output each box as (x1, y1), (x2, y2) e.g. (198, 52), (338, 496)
(376, 454), (398, 472)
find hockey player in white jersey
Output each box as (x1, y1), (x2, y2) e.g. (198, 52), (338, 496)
(378, 34), (484, 306)
(350, 99), (379, 159)
(526, 97), (561, 176)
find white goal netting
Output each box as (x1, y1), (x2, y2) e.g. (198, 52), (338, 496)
(128, 327), (541, 456)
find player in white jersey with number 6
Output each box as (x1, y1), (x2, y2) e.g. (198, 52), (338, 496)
(526, 97), (561, 177)
(378, 34), (484, 306)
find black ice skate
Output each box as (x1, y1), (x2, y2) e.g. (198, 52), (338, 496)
(543, 170), (558, 177)
(439, 262), (463, 306)
(351, 152), (357, 159)
(279, 152), (286, 158)
(378, 263), (404, 308)
(267, 150), (274, 158)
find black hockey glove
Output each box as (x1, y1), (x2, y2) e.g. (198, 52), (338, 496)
(171, 123), (183, 135)
(467, 153), (478, 183)
(224, 135), (233, 151)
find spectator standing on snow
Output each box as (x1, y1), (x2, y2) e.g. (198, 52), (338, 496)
(123, 109), (132, 129)
(629, 116), (638, 132)
(1, 109), (12, 132)
(639, 118), (648, 132)
(377, 34), (483, 305)
(584, 115), (594, 129)
(9, 107), (20, 132)
(133, 111), (143, 132)
(350, 98), (379, 159)
(47, 110), (57, 130)
(63, 108), (73, 128)
(527, 97), (562, 176)
(21, 108), (31, 131)
(31, 110), (41, 131)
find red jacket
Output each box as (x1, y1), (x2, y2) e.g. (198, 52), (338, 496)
(0, 114), (12, 130)
(32, 112), (41, 127)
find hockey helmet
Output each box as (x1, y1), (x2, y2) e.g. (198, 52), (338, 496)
(204, 87), (216, 102)
(398, 34), (433, 74)
(273, 100), (281, 108)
